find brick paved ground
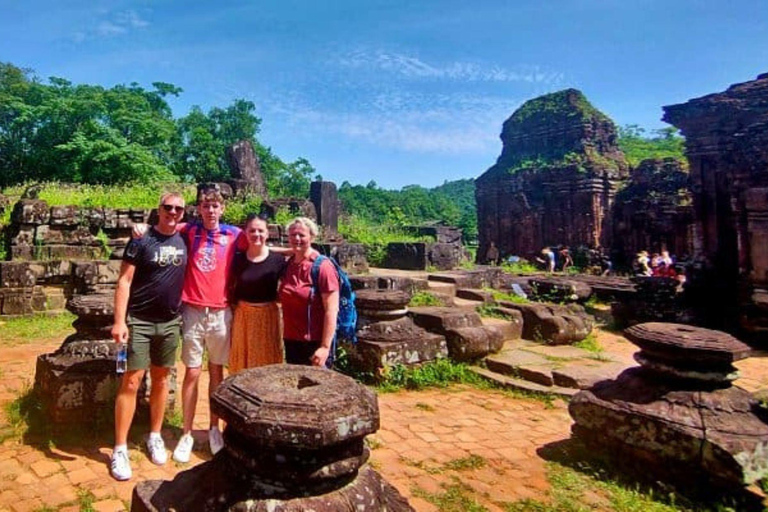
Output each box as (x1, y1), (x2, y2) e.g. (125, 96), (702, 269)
(0, 331), (767, 511)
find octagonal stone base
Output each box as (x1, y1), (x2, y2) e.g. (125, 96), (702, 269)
(131, 457), (413, 511)
(569, 367), (768, 489)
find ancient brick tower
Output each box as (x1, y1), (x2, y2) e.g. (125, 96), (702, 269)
(663, 73), (768, 336)
(475, 89), (628, 261)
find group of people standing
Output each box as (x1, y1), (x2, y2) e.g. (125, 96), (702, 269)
(110, 187), (340, 481)
(634, 250), (679, 278)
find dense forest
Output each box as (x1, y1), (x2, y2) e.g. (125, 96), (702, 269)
(0, 62), (685, 241)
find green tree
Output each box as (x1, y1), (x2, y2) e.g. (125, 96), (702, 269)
(617, 124), (686, 167)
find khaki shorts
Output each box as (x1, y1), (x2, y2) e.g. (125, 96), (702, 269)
(181, 304), (232, 367)
(127, 314), (181, 371)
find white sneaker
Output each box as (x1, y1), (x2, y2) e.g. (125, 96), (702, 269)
(110, 449), (132, 481)
(209, 427), (224, 455)
(173, 433), (194, 463)
(146, 435), (168, 465)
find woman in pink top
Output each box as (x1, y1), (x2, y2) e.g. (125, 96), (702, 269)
(278, 217), (339, 368)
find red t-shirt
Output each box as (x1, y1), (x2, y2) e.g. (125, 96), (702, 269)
(180, 222), (242, 308)
(279, 252), (339, 341)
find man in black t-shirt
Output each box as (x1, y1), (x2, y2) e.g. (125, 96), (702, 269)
(110, 192), (188, 481)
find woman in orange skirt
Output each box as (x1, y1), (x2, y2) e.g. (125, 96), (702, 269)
(228, 214), (287, 373)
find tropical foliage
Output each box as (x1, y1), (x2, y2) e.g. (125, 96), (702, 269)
(0, 62), (314, 194)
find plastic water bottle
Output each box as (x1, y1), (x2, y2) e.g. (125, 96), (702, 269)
(116, 343), (128, 374)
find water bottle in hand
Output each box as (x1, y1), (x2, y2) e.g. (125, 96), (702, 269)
(116, 343), (128, 374)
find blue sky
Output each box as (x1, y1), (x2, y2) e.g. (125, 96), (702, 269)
(2, 1), (766, 188)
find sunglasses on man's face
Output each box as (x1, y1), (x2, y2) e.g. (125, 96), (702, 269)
(161, 204), (185, 213)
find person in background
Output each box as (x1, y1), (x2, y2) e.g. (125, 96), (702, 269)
(536, 247), (556, 273)
(228, 214), (287, 372)
(485, 241), (499, 265)
(278, 217), (339, 368)
(559, 247), (573, 272)
(110, 192), (187, 481)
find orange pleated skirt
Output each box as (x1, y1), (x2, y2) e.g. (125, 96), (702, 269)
(229, 301), (283, 373)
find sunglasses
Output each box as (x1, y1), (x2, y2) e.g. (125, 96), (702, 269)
(161, 204), (185, 213)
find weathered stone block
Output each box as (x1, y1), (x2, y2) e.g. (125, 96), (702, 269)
(0, 261), (36, 287)
(498, 301), (593, 344)
(353, 335), (448, 369)
(11, 199), (50, 225)
(226, 140), (267, 198)
(48, 205), (80, 226)
(310, 181), (339, 233)
(444, 325), (504, 362)
(409, 306), (483, 332)
(316, 243), (368, 274)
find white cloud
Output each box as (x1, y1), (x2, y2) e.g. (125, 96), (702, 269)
(97, 21), (127, 36)
(265, 91), (518, 155)
(116, 10), (150, 29)
(77, 9), (150, 41)
(336, 49), (564, 85)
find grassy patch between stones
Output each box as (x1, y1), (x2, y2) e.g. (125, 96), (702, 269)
(574, 333), (603, 353)
(413, 480), (488, 512)
(444, 454), (487, 471)
(375, 359), (488, 393)
(408, 291), (445, 307)
(0, 312), (76, 346)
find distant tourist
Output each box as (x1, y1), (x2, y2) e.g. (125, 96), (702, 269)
(536, 247), (556, 273)
(279, 217), (339, 368)
(485, 241), (499, 265)
(634, 251), (651, 276)
(559, 247), (573, 272)
(228, 214), (287, 372)
(111, 192), (187, 481)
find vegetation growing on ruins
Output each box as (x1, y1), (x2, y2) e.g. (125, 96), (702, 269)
(338, 214), (435, 266)
(409, 291), (445, 307)
(509, 89), (610, 127)
(617, 125), (686, 167)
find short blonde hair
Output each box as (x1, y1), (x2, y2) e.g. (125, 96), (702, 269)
(158, 192), (185, 208)
(286, 216), (318, 238)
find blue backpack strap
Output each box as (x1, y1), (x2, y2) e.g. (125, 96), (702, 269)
(308, 254), (336, 368)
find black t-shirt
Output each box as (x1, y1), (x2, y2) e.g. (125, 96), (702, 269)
(124, 228), (187, 322)
(231, 251), (287, 303)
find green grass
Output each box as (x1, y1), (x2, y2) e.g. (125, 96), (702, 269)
(408, 291), (445, 307)
(500, 443), (752, 512)
(338, 214), (435, 267)
(500, 259), (539, 274)
(2, 182), (197, 209)
(476, 304), (513, 320)
(444, 454), (487, 471)
(574, 333), (603, 353)
(375, 358), (487, 392)
(0, 312), (76, 345)
(488, 288), (530, 304)
(413, 480), (488, 512)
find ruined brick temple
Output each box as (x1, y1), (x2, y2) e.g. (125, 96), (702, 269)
(475, 89), (629, 261)
(664, 73), (768, 336)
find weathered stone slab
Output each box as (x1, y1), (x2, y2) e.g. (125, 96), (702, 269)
(455, 288), (494, 303)
(552, 361), (630, 389)
(353, 335), (448, 368)
(0, 286), (47, 315)
(497, 301), (593, 345)
(409, 306), (483, 332)
(444, 325), (504, 362)
(529, 277), (592, 303)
